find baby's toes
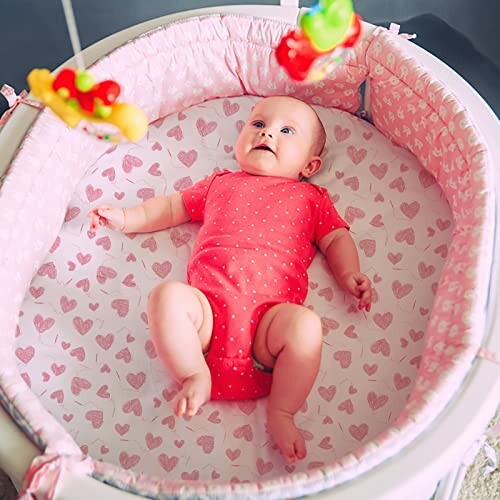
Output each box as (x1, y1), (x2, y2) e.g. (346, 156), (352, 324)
(186, 396), (198, 416)
(186, 389), (206, 416)
(280, 441), (298, 463)
(294, 436), (307, 460)
(174, 396), (188, 417)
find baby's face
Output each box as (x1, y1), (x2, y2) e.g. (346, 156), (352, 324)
(235, 96), (322, 180)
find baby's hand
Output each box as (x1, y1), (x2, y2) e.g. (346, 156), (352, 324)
(340, 272), (372, 312)
(87, 205), (125, 233)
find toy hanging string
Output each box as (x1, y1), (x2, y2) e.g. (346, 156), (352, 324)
(26, 0), (148, 143)
(61, 0), (85, 71)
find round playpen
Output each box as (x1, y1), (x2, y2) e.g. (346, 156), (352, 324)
(0, 2), (499, 499)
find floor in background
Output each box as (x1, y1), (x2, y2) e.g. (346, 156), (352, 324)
(0, 469), (15, 500)
(458, 408), (500, 500)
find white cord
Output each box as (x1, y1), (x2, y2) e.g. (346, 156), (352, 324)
(61, 0), (85, 70)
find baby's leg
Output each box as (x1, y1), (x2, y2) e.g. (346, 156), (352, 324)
(147, 281), (213, 417)
(253, 303), (322, 463)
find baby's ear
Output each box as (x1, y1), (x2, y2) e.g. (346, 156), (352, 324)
(302, 156), (322, 178)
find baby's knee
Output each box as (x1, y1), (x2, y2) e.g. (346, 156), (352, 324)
(283, 306), (322, 353)
(147, 281), (183, 314)
(298, 307), (321, 329)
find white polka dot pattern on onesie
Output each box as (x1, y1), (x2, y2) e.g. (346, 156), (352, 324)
(181, 170), (348, 400)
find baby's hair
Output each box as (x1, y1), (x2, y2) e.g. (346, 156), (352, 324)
(275, 95), (326, 156)
(312, 111), (327, 156)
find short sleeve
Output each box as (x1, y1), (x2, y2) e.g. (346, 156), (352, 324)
(313, 189), (349, 244)
(180, 172), (221, 222)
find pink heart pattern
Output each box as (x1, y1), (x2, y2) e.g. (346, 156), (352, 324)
(16, 96), (453, 482)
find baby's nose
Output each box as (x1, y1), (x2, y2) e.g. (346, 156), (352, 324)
(259, 129), (273, 138)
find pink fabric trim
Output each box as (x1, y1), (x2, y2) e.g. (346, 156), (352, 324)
(18, 454), (91, 499)
(477, 348), (500, 365)
(388, 23), (417, 40)
(364, 29), (492, 427)
(0, 84), (43, 126)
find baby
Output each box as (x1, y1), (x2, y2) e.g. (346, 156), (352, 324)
(88, 96), (372, 463)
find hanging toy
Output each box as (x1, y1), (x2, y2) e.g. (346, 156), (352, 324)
(276, 0), (362, 82)
(28, 67), (147, 143)
(26, 0), (147, 143)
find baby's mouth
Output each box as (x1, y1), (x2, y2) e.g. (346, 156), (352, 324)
(253, 144), (275, 154)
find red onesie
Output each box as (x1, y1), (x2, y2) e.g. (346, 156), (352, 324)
(181, 170), (348, 400)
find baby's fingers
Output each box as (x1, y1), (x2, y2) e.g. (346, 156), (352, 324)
(356, 274), (371, 288)
(97, 205), (116, 216)
(88, 213), (101, 233)
(88, 204), (113, 214)
(358, 289), (372, 312)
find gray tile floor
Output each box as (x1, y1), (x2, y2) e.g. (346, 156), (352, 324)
(0, 467), (15, 499)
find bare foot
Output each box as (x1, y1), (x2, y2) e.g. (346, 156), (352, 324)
(267, 408), (306, 463)
(173, 371), (211, 417)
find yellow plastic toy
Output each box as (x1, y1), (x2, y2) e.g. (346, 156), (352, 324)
(28, 68), (148, 143)
(26, 0), (148, 143)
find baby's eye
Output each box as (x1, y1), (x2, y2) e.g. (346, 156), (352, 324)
(252, 120), (265, 128)
(280, 127), (294, 134)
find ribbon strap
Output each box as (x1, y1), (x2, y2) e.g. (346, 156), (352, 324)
(477, 347), (500, 365)
(389, 23), (417, 40)
(0, 84), (43, 127)
(18, 453), (92, 499)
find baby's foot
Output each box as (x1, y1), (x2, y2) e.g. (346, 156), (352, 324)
(267, 408), (306, 463)
(173, 371), (211, 417)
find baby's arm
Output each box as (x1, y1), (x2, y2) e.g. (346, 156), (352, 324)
(88, 193), (190, 234)
(318, 228), (372, 311)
